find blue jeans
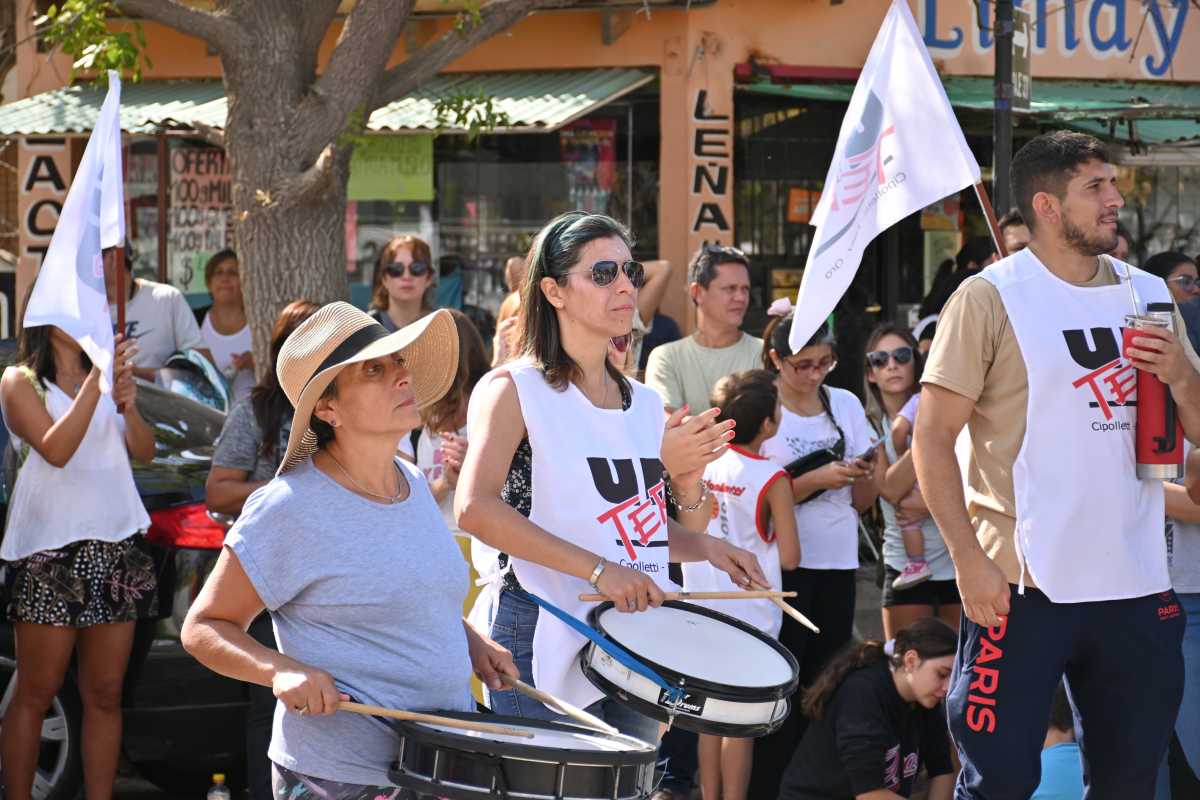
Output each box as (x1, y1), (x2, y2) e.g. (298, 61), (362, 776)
(485, 589), (661, 745)
(1156, 592), (1200, 799)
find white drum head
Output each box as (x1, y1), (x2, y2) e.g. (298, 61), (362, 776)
(416, 721), (645, 752)
(598, 604), (794, 688)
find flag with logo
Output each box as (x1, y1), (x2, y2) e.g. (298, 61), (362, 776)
(23, 71), (125, 392)
(788, 0), (981, 351)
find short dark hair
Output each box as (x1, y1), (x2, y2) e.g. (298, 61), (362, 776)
(956, 236), (996, 271)
(688, 244), (750, 289)
(1142, 251), (1195, 282)
(712, 370), (778, 445)
(1010, 131), (1110, 233)
(203, 248), (237, 289)
(1048, 682), (1074, 734)
(997, 209), (1025, 231)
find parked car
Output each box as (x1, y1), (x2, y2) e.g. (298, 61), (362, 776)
(0, 348), (245, 800)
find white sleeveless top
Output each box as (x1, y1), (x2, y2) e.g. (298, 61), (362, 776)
(681, 446), (789, 637)
(978, 251), (1170, 602)
(2, 370), (150, 561)
(200, 315), (255, 402)
(503, 361), (673, 708)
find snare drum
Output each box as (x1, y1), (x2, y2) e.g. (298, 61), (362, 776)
(581, 601), (800, 738)
(388, 712), (657, 800)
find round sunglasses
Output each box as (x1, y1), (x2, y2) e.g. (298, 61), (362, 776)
(866, 346), (914, 369)
(562, 260), (646, 289)
(385, 260), (431, 279)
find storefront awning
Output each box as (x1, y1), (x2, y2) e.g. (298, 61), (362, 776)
(0, 68), (655, 136)
(738, 76), (1200, 146)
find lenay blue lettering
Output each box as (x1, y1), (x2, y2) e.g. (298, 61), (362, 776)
(923, 0), (964, 50)
(1143, 0), (1189, 77)
(1089, 0), (1131, 53)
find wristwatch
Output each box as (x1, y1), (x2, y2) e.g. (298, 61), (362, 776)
(588, 558), (607, 590)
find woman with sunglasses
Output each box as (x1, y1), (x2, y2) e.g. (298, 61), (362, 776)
(457, 212), (766, 743)
(1144, 252), (1200, 305)
(749, 303), (878, 800)
(863, 324), (961, 641)
(369, 235), (436, 332)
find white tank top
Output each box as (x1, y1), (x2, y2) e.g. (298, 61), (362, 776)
(979, 251), (1169, 601)
(681, 446), (789, 637)
(1, 369), (150, 561)
(505, 361), (673, 708)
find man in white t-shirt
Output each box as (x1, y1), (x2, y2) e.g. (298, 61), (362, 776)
(645, 245), (762, 413)
(105, 249), (212, 378)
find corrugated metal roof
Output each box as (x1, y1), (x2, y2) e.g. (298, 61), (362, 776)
(738, 76), (1200, 146)
(0, 68), (654, 136)
(0, 80), (227, 135)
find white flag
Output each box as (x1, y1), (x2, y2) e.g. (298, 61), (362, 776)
(788, 0), (981, 351)
(23, 71), (125, 392)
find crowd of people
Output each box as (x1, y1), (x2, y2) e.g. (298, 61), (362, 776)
(1, 127), (1199, 800)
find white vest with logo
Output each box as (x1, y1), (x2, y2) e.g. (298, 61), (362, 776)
(681, 446), (789, 637)
(507, 362), (673, 708)
(979, 251), (1170, 602)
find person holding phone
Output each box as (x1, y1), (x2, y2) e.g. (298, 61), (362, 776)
(748, 305), (879, 800)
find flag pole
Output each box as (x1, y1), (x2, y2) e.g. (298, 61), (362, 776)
(973, 181), (1009, 259)
(114, 246), (126, 412)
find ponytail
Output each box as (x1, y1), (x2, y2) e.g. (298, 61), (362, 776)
(801, 617), (956, 720)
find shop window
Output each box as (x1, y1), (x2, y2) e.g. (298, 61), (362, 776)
(1118, 163), (1200, 262)
(165, 138), (233, 292)
(126, 137), (161, 282)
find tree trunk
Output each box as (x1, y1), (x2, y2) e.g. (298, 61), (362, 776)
(219, 1), (354, 377)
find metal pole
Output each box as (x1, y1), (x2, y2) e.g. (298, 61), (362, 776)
(993, 0), (1014, 215)
(626, 103), (634, 230)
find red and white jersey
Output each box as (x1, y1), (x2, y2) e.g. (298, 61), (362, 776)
(682, 446), (789, 637)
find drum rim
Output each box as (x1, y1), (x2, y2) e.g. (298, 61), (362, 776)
(586, 600), (801, 700)
(390, 711), (658, 766)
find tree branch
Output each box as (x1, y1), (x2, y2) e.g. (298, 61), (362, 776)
(115, 0), (241, 52)
(278, 144), (337, 202)
(374, 0), (571, 108)
(292, 0), (415, 163)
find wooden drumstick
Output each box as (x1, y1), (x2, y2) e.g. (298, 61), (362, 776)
(499, 674), (620, 736)
(577, 590), (796, 602)
(338, 701), (535, 738)
(750, 580), (821, 634)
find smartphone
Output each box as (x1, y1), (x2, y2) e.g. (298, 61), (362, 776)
(854, 441), (881, 463)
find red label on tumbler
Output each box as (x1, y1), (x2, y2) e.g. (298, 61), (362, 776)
(1124, 310), (1183, 480)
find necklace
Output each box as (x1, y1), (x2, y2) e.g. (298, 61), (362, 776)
(326, 451), (405, 504)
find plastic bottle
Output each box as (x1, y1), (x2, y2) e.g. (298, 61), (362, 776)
(207, 774), (231, 800)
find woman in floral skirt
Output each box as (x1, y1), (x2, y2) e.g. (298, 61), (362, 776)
(0, 299), (156, 800)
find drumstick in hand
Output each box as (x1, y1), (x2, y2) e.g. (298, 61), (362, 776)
(749, 580), (820, 634)
(499, 674), (620, 736)
(339, 702), (535, 738)
(578, 590), (796, 602)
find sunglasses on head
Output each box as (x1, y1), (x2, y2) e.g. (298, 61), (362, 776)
(866, 346), (914, 369)
(563, 260), (646, 289)
(385, 260), (431, 278)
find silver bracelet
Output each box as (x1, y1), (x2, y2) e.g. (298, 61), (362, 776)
(588, 558), (607, 589)
(676, 480), (711, 513)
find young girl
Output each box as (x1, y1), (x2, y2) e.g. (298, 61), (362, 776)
(777, 618), (957, 800)
(682, 369), (800, 800)
(888, 388), (931, 588)
(750, 309), (879, 800)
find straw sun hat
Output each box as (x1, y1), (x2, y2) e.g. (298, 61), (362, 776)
(275, 302), (459, 475)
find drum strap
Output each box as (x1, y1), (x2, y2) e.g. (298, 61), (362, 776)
(517, 589), (687, 708)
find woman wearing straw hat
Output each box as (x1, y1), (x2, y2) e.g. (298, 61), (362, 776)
(181, 302), (518, 797)
(456, 212), (768, 742)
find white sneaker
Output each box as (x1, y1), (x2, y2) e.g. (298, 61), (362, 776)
(893, 561), (932, 590)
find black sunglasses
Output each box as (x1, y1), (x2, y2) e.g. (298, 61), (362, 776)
(866, 346), (914, 369)
(563, 260), (646, 289)
(385, 260), (430, 278)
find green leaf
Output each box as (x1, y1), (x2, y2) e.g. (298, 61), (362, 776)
(37, 0), (149, 84)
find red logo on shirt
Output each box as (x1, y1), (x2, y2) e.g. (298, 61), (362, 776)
(588, 457), (669, 562)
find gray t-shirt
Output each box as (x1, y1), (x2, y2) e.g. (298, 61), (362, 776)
(212, 398), (290, 482)
(644, 332), (763, 412)
(226, 457), (474, 785)
(110, 279), (206, 368)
